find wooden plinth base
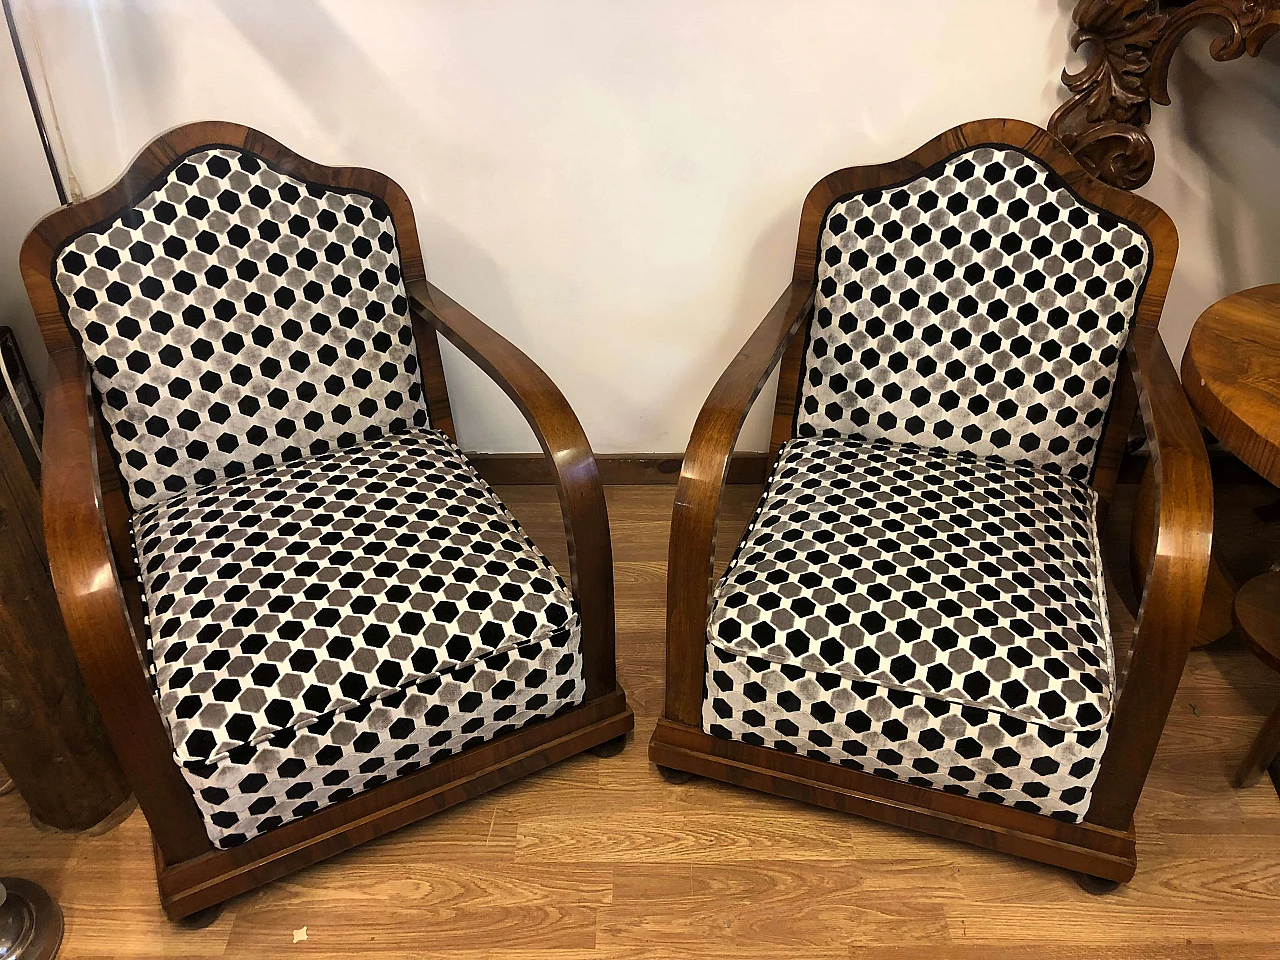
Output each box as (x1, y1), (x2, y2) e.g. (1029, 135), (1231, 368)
(649, 718), (1137, 883)
(156, 690), (633, 919)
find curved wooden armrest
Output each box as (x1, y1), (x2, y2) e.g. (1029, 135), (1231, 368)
(42, 350), (210, 861)
(1087, 324), (1214, 829)
(663, 281), (815, 725)
(1128, 325), (1215, 593)
(406, 279), (616, 698)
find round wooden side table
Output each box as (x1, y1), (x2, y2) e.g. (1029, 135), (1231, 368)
(1181, 283), (1280, 788)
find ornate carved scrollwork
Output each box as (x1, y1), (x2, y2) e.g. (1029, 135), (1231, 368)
(1049, 0), (1280, 190)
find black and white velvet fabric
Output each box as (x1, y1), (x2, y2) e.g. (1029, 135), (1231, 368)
(704, 435), (1113, 820)
(798, 145), (1151, 481)
(183, 633), (582, 848)
(705, 646), (1105, 821)
(134, 427), (583, 847)
(48, 143), (587, 848)
(53, 146), (426, 508)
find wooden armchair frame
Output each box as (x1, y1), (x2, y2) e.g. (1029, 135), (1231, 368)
(22, 121), (633, 919)
(648, 118), (1212, 883)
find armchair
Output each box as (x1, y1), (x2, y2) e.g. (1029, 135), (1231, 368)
(23, 121), (632, 918)
(650, 118), (1211, 883)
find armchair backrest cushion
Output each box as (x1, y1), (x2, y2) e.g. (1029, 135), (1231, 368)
(53, 146), (427, 507)
(797, 144), (1151, 480)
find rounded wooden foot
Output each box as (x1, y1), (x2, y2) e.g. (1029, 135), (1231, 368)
(1075, 872), (1122, 895)
(175, 902), (225, 929)
(656, 764), (695, 784)
(588, 734), (628, 759)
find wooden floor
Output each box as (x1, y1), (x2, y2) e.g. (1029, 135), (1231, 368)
(3, 481), (1280, 958)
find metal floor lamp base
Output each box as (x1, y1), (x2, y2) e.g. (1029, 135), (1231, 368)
(0, 878), (62, 960)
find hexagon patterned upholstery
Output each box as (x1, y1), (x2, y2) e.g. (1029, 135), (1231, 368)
(705, 145), (1150, 822)
(137, 429), (582, 847)
(705, 436), (1110, 820)
(54, 147), (426, 509)
(796, 145), (1150, 482)
(53, 147), (583, 848)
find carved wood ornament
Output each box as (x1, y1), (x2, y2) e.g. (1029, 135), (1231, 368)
(1050, 0), (1280, 190)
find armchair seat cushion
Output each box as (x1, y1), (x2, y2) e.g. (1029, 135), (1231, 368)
(132, 427), (583, 843)
(702, 435), (1114, 821)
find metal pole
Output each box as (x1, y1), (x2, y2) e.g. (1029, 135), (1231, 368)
(2, 0), (68, 205)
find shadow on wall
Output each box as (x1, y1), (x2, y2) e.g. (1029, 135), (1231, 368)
(211, 0), (420, 156)
(212, 0), (554, 451)
(408, 209), (540, 452)
(1144, 25), (1280, 362)
(1176, 31), (1280, 299)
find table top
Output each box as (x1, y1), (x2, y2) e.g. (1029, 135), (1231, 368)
(1182, 283), (1280, 487)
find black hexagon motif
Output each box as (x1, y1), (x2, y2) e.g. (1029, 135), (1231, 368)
(180, 633), (582, 849)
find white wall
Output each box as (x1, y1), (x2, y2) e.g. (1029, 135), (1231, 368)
(2, 1), (1277, 454)
(1142, 27), (1280, 364)
(0, 6), (60, 393)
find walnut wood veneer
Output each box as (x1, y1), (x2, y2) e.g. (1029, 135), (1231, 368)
(650, 118), (1213, 883)
(21, 121), (632, 919)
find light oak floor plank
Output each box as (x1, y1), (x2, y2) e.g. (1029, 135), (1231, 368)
(0, 481), (1277, 957)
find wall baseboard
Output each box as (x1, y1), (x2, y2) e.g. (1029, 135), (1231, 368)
(467, 452), (769, 486)
(468, 449), (1263, 487)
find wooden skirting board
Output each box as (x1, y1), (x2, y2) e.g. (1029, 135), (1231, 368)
(468, 449), (1254, 487)
(468, 452), (771, 486)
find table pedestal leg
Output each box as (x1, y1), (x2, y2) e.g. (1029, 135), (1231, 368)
(1197, 554), (1240, 647)
(1231, 572), (1280, 789)
(1234, 701), (1280, 789)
